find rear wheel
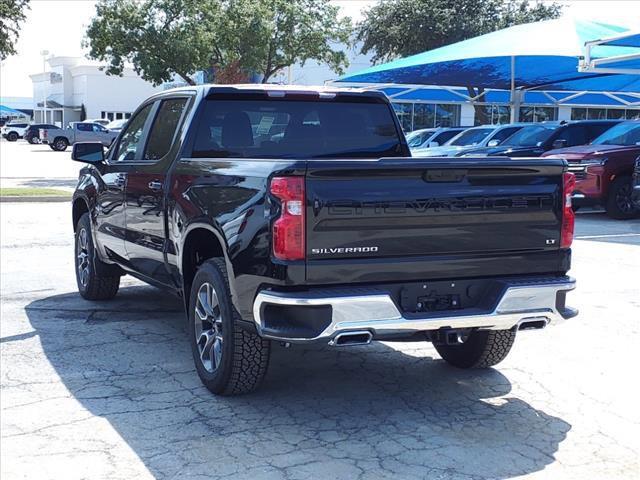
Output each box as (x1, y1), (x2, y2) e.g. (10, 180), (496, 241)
(189, 258), (270, 395)
(75, 213), (120, 300)
(606, 176), (638, 219)
(7, 132), (18, 141)
(52, 137), (68, 151)
(434, 329), (516, 369)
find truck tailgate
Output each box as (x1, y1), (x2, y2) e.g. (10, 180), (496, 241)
(305, 157), (567, 283)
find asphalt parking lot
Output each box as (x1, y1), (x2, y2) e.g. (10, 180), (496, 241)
(1, 140), (639, 479)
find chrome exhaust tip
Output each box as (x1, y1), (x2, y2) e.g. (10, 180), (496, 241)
(518, 317), (550, 331)
(329, 331), (373, 347)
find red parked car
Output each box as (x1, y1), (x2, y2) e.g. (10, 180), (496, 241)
(542, 120), (640, 219)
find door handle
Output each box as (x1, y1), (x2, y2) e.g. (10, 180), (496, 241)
(115, 175), (126, 188)
(148, 180), (163, 191)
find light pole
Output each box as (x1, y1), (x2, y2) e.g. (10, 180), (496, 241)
(40, 50), (49, 123)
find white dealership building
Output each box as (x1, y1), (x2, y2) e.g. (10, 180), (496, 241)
(30, 56), (164, 127)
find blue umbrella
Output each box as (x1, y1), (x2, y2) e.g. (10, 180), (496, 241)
(337, 18), (640, 93)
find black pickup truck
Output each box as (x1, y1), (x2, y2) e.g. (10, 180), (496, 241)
(71, 85), (577, 395)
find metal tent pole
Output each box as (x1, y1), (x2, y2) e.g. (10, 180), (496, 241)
(509, 55), (521, 122)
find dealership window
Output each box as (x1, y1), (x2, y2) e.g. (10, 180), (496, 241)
(474, 104), (511, 125)
(101, 111), (132, 121)
(519, 106), (557, 122)
(392, 102), (461, 131)
(572, 107), (640, 120)
(392, 103), (413, 131)
(627, 109), (640, 119)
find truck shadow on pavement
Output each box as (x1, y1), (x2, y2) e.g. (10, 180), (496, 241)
(24, 285), (571, 480)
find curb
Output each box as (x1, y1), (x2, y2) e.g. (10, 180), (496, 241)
(0, 196), (72, 203)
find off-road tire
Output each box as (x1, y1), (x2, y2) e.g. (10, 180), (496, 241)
(75, 213), (120, 300)
(7, 132), (18, 141)
(434, 329), (516, 369)
(189, 258), (270, 395)
(52, 137), (69, 151)
(606, 176), (638, 220)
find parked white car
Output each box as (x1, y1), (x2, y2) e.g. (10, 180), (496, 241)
(412, 124), (527, 157)
(1, 122), (29, 141)
(405, 127), (467, 149)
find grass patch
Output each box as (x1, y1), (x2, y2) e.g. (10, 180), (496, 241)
(0, 187), (70, 197)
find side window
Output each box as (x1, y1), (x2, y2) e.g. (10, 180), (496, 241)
(143, 98), (189, 161)
(588, 124), (613, 140)
(114, 104), (154, 162)
(76, 123), (92, 132)
(556, 126), (588, 146)
(492, 127), (520, 144)
(92, 124), (105, 132)
(435, 130), (459, 144)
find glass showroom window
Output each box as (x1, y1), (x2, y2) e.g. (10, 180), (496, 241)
(519, 106), (557, 122)
(435, 104), (459, 127)
(393, 103), (413, 132)
(474, 104), (511, 125)
(395, 102), (461, 131)
(572, 107), (640, 120)
(627, 109), (640, 119)
(413, 104), (435, 130)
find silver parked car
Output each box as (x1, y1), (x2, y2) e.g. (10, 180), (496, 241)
(412, 124), (527, 157)
(40, 122), (119, 151)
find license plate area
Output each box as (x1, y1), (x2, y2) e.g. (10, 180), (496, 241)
(399, 279), (499, 314)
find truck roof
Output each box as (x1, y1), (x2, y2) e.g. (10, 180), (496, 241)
(151, 83), (386, 101)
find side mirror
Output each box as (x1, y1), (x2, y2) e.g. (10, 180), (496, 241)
(72, 142), (105, 164)
(487, 139), (500, 147)
(428, 141), (439, 147)
(552, 139), (567, 150)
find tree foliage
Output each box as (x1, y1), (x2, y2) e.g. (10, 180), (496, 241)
(357, 0), (562, 64)
(84, 0), (352, 85)
(0, 0), (30, 60)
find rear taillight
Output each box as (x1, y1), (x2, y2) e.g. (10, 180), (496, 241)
(270, 176), (305, 260)
(561, 172), (576, 249)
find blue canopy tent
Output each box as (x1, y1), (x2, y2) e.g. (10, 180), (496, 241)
(336, 18), (640, 121)
(0, 105), (29, 119)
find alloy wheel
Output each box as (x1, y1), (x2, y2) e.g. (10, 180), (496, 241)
(615, 183), (634, 213)
(76, 228), (90, 287)
(194, 282), (224, 373)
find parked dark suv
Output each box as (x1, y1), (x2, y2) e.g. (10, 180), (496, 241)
(461, 120), (621, 158)
(24, 124), (59, 144)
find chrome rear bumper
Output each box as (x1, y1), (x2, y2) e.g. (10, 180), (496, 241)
(252, 277), (577, 343)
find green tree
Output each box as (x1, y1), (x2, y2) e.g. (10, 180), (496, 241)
(0, 0), (30, 60)
(85, 0), (352, 86)
(358, 0), (562, 64)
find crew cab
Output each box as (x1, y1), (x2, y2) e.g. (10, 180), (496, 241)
(461, 120), (620, 158)
(40, 122), (118, 151)
(71, 85), (578, 395)
(542, 120), (640, 219)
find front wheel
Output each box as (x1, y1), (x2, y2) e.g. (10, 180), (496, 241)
(434, 329), (516, 369)
(75, 213), (120, 300)
(52, 137), (68, 151)
(189, 258), (270, 395)
(7, 132), (18, 141)
(606, 176), (638, 219)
